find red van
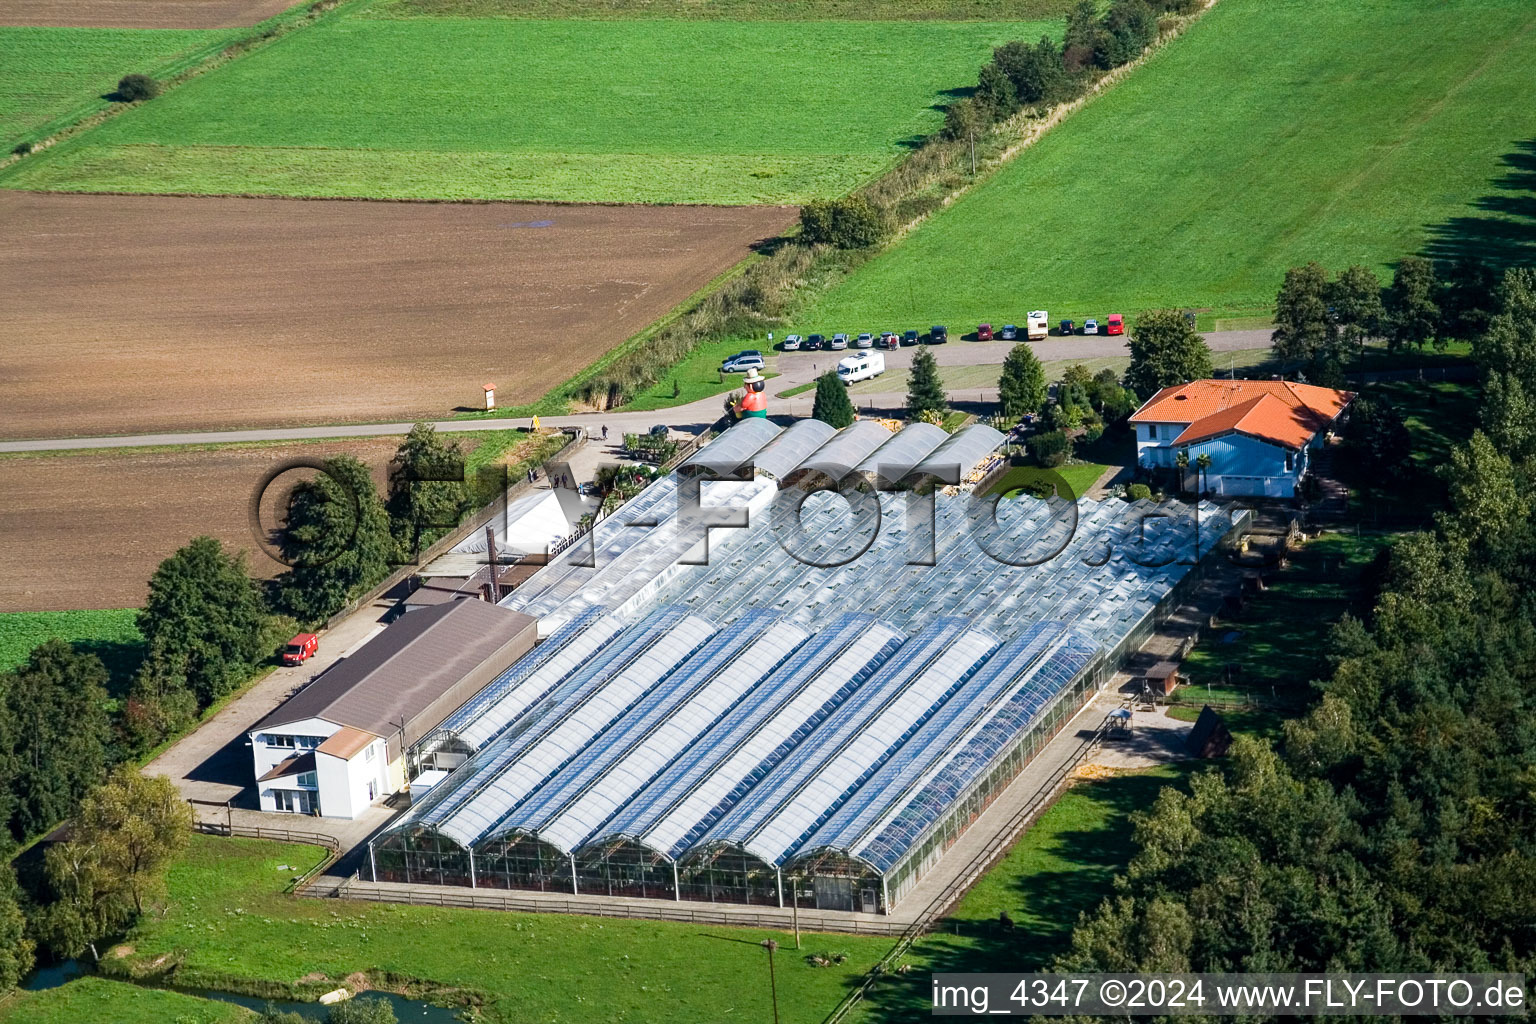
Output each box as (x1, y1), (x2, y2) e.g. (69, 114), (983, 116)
(977, 323), (994, 341)
(1106, 314), (1125, 336)
(281, 633), (319, 666)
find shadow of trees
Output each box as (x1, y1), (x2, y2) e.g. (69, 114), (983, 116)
(1421, 139), (1536, 270)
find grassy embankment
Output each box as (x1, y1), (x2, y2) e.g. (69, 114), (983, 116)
(4, 15), (1058, 205)
(806, 0), (1536, 326)
(0, 975), (254, 1024)
(85, 835), (889, 1024)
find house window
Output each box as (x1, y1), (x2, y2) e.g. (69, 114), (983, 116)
(365, 743), (376, 762)
(1285, 451), (1295, 472)
(266, 734), (296, 749)
(272, 790), (312, 814)
(297, 772), (317, 789)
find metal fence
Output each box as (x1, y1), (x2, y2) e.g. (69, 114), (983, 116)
(331, 877), (908, 935)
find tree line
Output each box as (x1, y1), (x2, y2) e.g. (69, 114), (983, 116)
(1056, 268), (1536, 985)
(1271, 255), (1503, 384)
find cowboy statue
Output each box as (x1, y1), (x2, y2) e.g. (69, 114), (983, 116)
(735, 366), (769, 420)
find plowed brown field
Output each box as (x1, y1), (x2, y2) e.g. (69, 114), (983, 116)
(1, 192), (793, 440)
(5, 439), (404, 611)
(1, 0), (299, 29)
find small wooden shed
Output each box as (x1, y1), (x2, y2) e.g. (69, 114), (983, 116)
(1145, 660), (1181, 696)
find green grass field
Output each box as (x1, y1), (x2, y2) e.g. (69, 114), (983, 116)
(986, 462), (1109, 499)
(103, 835), (891, 1024)
(0, 976), (253, 1024)
(0, 26), (241, 151)
(0, 609), (144, 683)
(807, 0), (1536, 325)
(373, 0), (1072, 20)
(5, 16), (1056, 204)
(620, 341), (779, 411)
(849, 765), (1195, 1023)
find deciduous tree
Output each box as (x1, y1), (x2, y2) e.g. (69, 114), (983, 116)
(1384, 256), (1440, 351)
(1127, 309), (1212, 395)
(138, 536), (271, 709)
(387, 422), (468, 557)
(0, 641), (110, 841)
(1271, 262), (1337, 366)
(272, 455), (395, 624)
(1327, 264), (1384, 356)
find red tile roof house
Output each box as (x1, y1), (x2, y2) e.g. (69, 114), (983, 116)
(1128, 380), (1354, 498)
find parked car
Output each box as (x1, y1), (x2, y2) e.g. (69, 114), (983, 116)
(837, 351), (885, 384)
(927, 325), (949, 344)
(1000, 324), (1018, 340)
(1106, 314), (1124, 336)
(977, 323), (994, 341)
(648, 424), (669, 437)
(878, 332), (900, 350)
(804, 333), (825, 351)
(1083, 318), (1100, 335)
(1058, 318), (1076, 335)
(829, 333), (850, 350)
(855, 332), (874, 349)
(901, 330), (920, 346)
(281, 633), (319, 666)
(721, 350), (765, 373)
(781, 334), (803, 351)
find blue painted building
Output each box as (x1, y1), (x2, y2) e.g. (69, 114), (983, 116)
(1129, 379), (1353, 498)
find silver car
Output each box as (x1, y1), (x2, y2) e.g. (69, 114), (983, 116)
(781, 334), (802, 352)
(829, 333), (849, 350)
(854, 333), (874, 349)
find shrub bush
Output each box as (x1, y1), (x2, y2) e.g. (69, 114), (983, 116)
(115, 74), (160, 102)
(1127, 483), (1152, 501)
(1028, 429), (1071, 468)
(799, 196), (888, 250)
(12, 141), (32, 156)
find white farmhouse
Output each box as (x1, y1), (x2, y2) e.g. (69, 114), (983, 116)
(248, 598), (537, 818)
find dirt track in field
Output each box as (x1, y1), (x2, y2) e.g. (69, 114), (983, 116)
(1, 440), (402, 611)
(1, 192), (794, 440)
(0, 0), (299, 28)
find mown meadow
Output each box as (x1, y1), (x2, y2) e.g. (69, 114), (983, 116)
(4, 14), (1059, 204)
(88, 835), (891, 1024)
(0, 26), (242, 151)
(805, 0), (1536, 326)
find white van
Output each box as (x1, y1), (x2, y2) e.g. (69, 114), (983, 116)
(837, 351), (885, 384)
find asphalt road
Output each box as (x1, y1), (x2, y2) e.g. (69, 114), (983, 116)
(0, 329), (1273, 453)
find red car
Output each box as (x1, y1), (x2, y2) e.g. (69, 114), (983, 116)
(977, 323), (994, 341)
(1106, 314), (1125, 336)
(281, 633), (319, 666)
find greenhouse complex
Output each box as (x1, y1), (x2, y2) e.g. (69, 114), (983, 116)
(372, 419), (1248, 914)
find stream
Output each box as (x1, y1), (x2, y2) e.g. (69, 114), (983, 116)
(23, 960), (465, 1022)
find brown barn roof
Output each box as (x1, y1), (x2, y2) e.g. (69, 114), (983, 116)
(253, 599), (537, 740)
